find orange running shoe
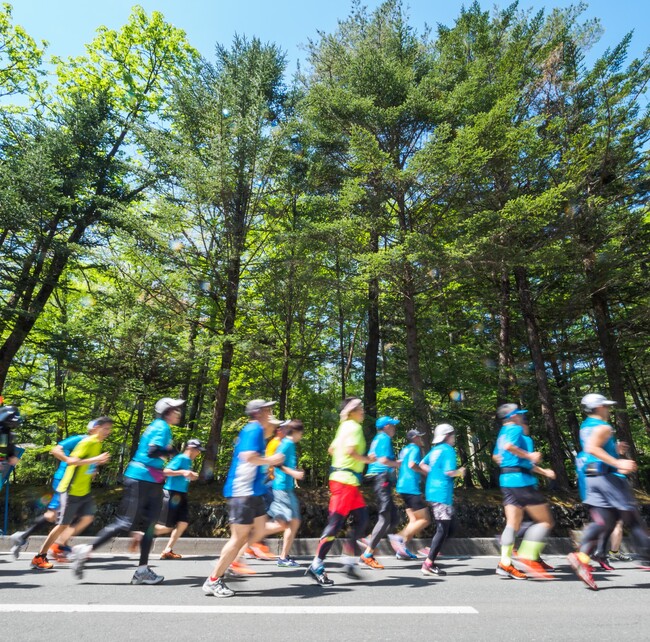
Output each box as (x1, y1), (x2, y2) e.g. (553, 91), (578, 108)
(229, 560), (257, 576)
(495, 562), (527, 580)
(160, 550), (182, 560)
(244, 547), (257, 559)
(250, 542), (277, 560)
(515, 557), (554, 580)
(567, 552), (598, 590)
(30, 554), (54, 570)
(359, 555), (384, 570)
(49, 543), (71, 563)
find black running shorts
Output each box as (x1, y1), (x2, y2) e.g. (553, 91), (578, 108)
(227, 495), (267, 525)
(158, 490), (189, 527)
(501, 485), (546, 508)
(399, 492), (427, 512)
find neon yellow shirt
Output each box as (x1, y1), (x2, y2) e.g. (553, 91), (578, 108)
(266, 436), (282, 480)
(329, 419), (366, 486)
(56, 435), (102, 496)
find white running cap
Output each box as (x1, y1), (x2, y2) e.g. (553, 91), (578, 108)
(154, 397), (186, 415)
(581, 393), (616, 412)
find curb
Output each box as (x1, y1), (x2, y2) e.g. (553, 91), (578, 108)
(0, 536), (578, 557)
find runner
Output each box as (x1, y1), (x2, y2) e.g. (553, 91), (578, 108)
(244, 419), (286, 562)
(29, 418), (112, 570)
(70, 397), (184, 584)
(395, 429), (430, 559)
(202, 399), (286, 598)
(306, 397), (375, 586)
(493, 403), (555, 580)
(267, 419), (305, 567)
(10, 420), (99, 561)
(420, 423), (465, 576)
(154, 438), (203, 559)
(360, 416), (401, 569)
(568, 393), (650, 590)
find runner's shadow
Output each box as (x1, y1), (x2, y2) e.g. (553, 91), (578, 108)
(347, 576), (438, 588)
(593, 582), (650, 591)
(235, 583), (353, 599)
(0, 568), (54, 577)
(0, 582), (41, 588)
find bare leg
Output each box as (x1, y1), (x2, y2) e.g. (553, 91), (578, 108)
(280, 519), (300, 559)
(210, 524), (252, 579)
(163, 521), (188, 552)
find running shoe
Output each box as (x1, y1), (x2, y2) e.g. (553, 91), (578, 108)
(160, 550), (182, 560)
(30, 554), (54, 570)
(49, 543), (71, 563)
(10, 531), (28, 560)
(344, 563), (361, 579)
(538, 557), (555, 572)
(249, 542), (277, 560)
(306, 564), (334, 586)
(203, 576), (235, 598)
(515, 557), (554, 580)
(593, 555), (615, 571)
(277, 557), (300, 568)
(609, 550), (632, 562)
(567, 552), (598, 590)
(131, 566), (164, 585)
(359, 554), (384, 570)
(396, 548), (419, 560)
(417, 547), (430, 557)
(228, 560), (256, 576)
(70, 543), (92, 580)
(421, 560), (446, 576)
(244, 547), (257, 559)
(496, 562), (527, 580)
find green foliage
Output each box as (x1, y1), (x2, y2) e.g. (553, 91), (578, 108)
(1, 2), (649, 490)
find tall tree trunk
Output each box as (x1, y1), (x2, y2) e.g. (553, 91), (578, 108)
(402, 262), (431, 446)
(0, 220), (87, 392)
(514, 266), (569, 488)
(201, 255), (241, 481)
(129, 395), (146, 460)
(180, 320), (199, 426)
(496, 268), (517, 406)
(583, 252), (637, 457)
(335, 249), (347, 401)
(363, 231), (380, 443)
(550, 359), (581, 449)
(187, 356), (209, 433)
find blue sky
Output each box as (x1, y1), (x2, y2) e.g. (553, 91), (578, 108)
(10, 0), (648, 73)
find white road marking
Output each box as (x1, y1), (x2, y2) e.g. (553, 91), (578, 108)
(0, 604), (478, 615)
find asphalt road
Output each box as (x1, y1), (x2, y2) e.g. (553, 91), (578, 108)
(2, 552), (649, 641)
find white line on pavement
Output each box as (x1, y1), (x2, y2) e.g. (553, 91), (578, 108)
(0, 604), (478, 615)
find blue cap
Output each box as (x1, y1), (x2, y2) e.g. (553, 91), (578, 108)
(376, 416), (400, 429)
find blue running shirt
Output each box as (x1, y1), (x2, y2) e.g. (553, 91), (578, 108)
(223, 421), (266, 497)
(396, 443), (422, 495)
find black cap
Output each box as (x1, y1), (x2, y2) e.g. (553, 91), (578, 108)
(406, 429), (425, 441)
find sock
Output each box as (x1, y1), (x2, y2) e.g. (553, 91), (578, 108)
(500, 544), (514, 566)
(517, 539), (545, 561)
(210, 575), (219, 582)
(137, 565), (148, 571)
(363, 551), (373, 558)
(310, 556), (323, 569)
